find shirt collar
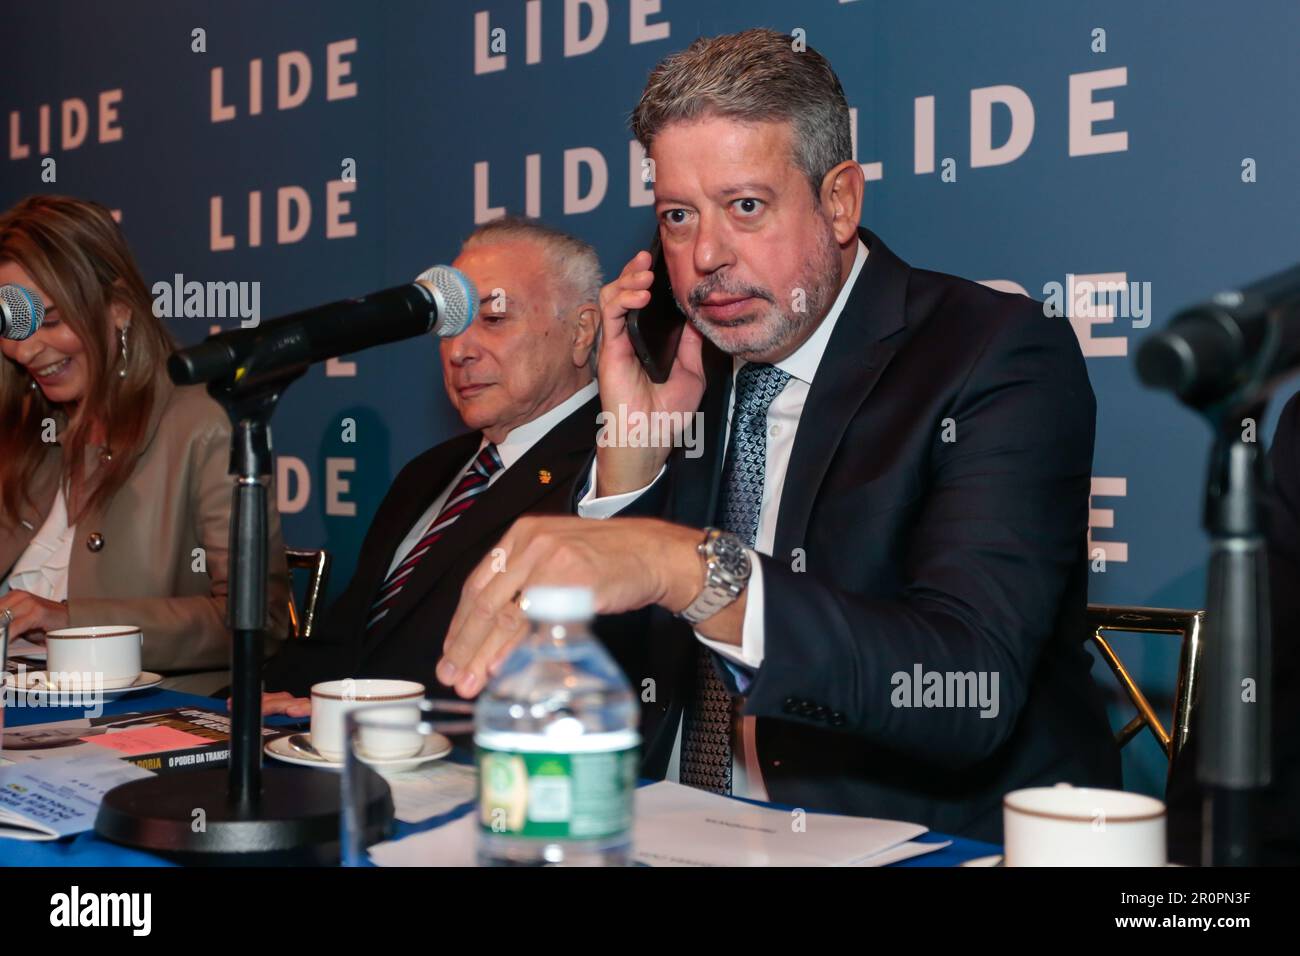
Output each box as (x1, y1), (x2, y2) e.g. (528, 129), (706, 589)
(484, 379), (598, 470)
(733, 237), (869, 386)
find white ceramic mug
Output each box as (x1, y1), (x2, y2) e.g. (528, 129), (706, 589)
(1003, 783), (1167, 866)
(43, 625), (143, 690)
(310, 679), (425, 760)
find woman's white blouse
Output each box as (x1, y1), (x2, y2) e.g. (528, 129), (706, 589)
(1, 487), (75, 601)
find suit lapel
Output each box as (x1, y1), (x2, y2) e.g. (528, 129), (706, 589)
(366, 396), (600, 645)
(772, 227), (910, 558)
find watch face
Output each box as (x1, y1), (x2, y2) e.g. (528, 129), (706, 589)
(711, 533), (750, 580)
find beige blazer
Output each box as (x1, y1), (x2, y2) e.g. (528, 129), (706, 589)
(0, 379), (290, 677)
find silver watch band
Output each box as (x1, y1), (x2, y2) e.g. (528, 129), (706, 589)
(678, 528), (749, 625)
(679, 580), (740, 624)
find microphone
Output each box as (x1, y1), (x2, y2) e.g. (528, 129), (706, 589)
(1137, 263), (1300, 406)
(0, 284), (45, 341)
(168, 265), (478, 387)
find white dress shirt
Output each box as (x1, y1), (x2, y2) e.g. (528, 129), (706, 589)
(578, 239), (870, 799)
(385, 381), (599, 578)
(1, 486), (76, 601)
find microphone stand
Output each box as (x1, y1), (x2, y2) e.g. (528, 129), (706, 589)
(1138, 270), (1300, 865)
(1195, 389), (1272, 866)
(95, 365), (393, 863)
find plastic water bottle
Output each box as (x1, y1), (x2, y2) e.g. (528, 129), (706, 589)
(475, 586), (640, 865)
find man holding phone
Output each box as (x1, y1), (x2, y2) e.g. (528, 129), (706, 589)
(436, 29), (1118, 841)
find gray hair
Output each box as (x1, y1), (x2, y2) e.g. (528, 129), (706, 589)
(630, 28), (853, 200)
(461, 215), (603, 371)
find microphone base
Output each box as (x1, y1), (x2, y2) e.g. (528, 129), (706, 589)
(94, 764), (392, 866)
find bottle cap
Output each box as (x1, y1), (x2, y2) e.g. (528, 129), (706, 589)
(522, 586), (595, 621)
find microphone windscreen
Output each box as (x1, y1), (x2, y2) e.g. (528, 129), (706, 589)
(0, 284), (46, 340)
(416, 265), (478, 337)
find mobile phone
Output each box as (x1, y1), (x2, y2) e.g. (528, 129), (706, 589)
(625, 231), (687, 384)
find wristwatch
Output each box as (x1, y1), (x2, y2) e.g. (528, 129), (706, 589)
(677, 527), (751, 625)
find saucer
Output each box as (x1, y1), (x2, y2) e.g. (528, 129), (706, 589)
(1, 670), (163, 700)
(265, 732), (453, 771)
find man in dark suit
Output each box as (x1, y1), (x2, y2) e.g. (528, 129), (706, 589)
(258, 217), (602, 708)
(433, 29), (1119, 841)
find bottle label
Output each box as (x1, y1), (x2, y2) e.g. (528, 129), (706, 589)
(476, 732), (639, 840)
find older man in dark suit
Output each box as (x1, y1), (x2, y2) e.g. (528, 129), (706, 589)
(258, 217), (604, 709)
(433, 30), (1119, 842)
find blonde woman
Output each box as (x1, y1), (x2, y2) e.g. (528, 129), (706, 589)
(0, 195), (289, 693)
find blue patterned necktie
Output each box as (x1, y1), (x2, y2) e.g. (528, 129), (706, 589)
(680, 362), (791, 795)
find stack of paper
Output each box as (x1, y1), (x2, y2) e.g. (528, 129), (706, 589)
(631, 782), (941, 866)
(0, 751), (153, 840)
(369, 781), (947, 867)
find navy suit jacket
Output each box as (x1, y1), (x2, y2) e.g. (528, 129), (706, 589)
(599, 227), (1119, 842)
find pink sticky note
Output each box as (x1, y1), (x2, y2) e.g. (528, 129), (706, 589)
(85, 725), (214, 756)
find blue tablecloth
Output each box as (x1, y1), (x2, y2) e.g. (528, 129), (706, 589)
(0, 688), (1001, 867)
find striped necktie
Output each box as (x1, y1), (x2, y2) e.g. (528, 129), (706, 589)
(366, 443), (503, 632)
(680, 362), (790, 795)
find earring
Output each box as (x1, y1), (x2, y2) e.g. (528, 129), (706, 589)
(28, 378), (38, 391)
(118, 325), (130, 379)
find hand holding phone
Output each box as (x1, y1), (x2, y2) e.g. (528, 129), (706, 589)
(593, 236), (707, 496)
(626, 232), (686, 384)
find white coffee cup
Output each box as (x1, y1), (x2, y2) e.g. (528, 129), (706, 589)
(310, 679), (425, 760)
(43, 625), (143, 690)
(1003, 783), (1167, 866)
